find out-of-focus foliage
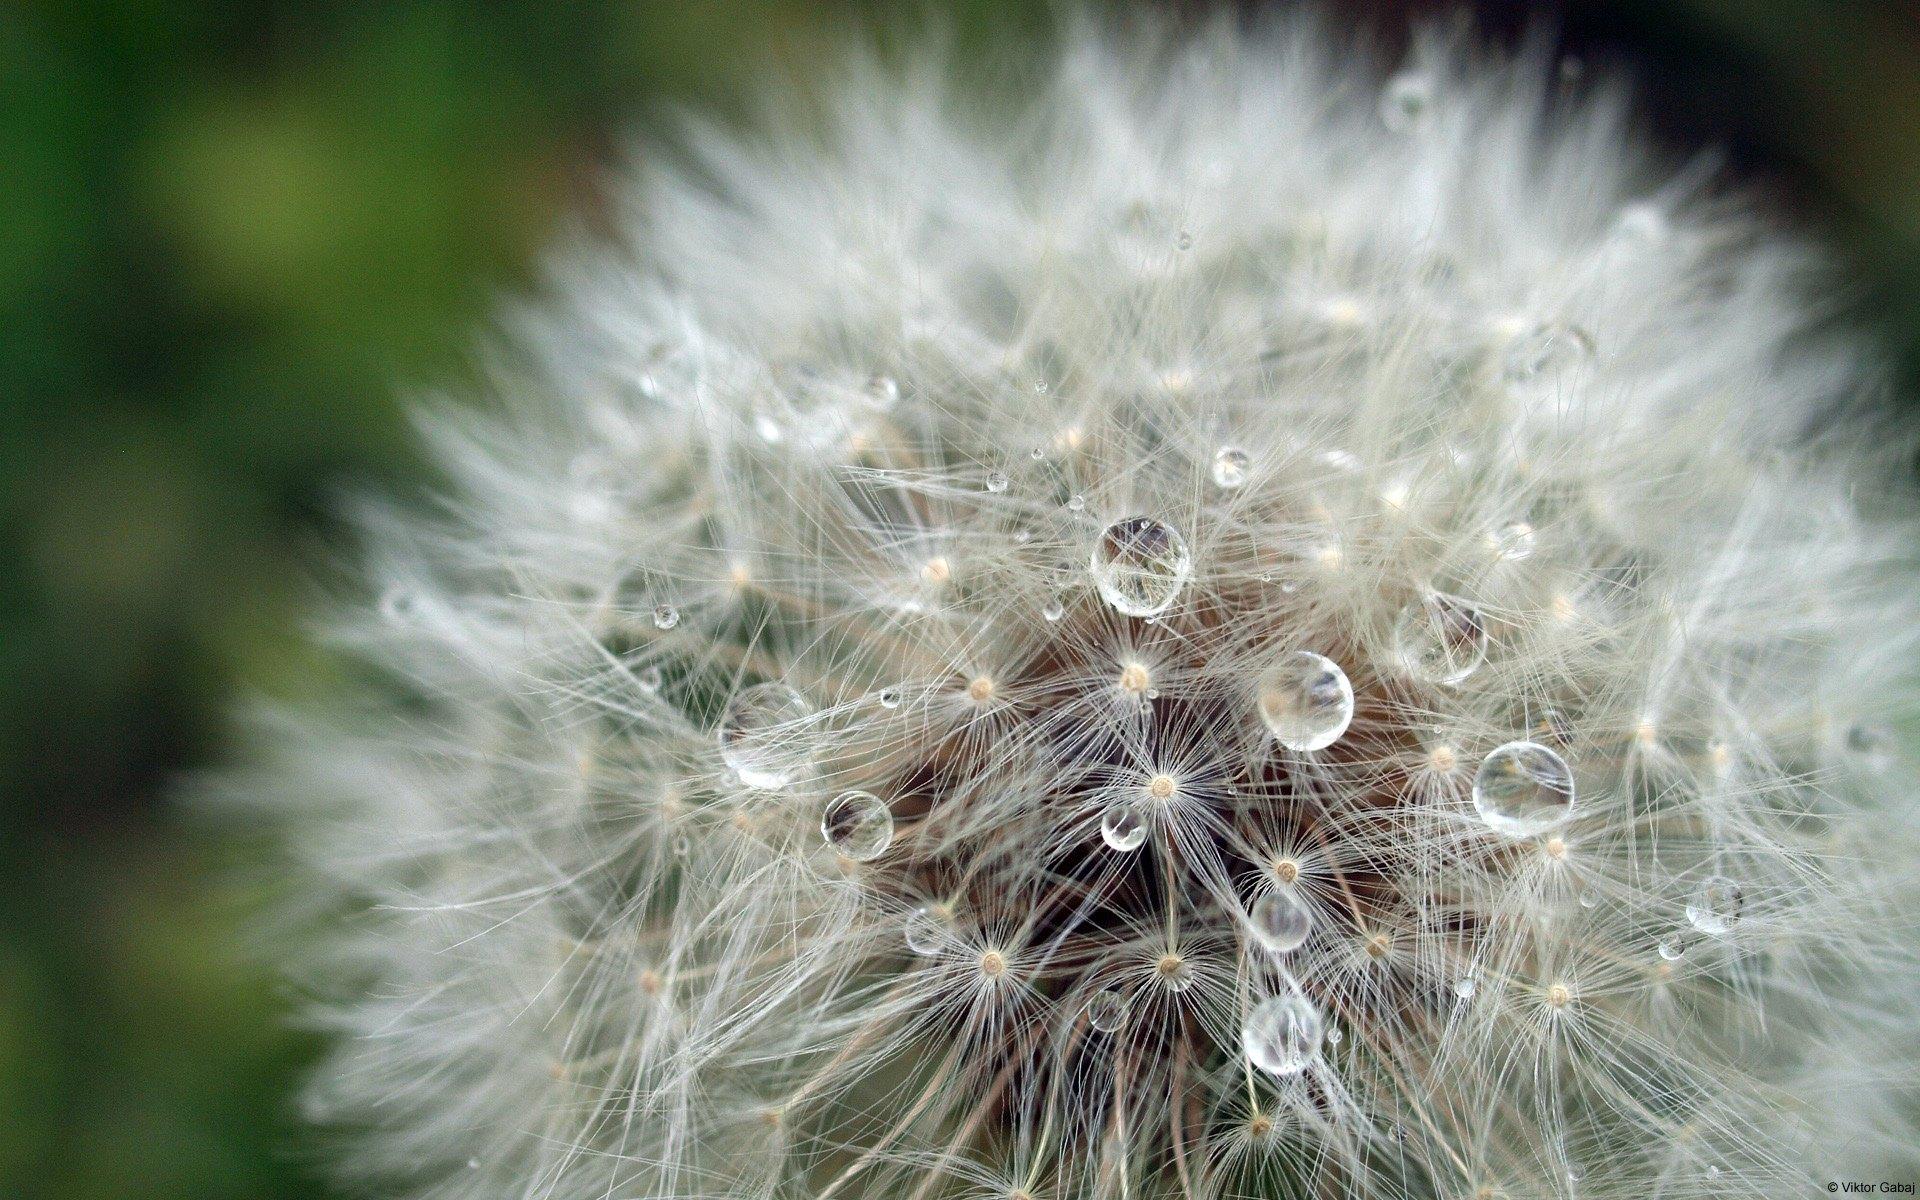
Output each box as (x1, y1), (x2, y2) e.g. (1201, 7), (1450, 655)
(0, 2), (1912, 1197)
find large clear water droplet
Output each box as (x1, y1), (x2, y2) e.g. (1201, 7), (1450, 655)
(1211, 446), (1250, 489)
(1242, 993), (1324, 1077)
(904, 905), (949, 955)
(1393, 593), (1489, 686)
(1684, 875), (1743, 937)
(1490, 519), (1536, 561)
(652, 604), (680, 630)
(1248, 891), (1312, 955)
(1100, 802), (1148, 852)
(1086, 988), (1128, 1033)
(1090, 516), (1191, 618)
(1256, 652), (1354, 752)
(985, 471), (1009, 493)
(718, 683), (814, 789)
(1472, 740), (1575, 837)
(820, 790), (893, 861)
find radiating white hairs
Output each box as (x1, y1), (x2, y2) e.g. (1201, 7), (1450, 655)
(224, 12), (1920, 1200)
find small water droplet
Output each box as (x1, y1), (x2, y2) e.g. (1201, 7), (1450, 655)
(1324, 1024), (1343, 1046)
(1066, 494), (1086, 512)
(1380, 71), (1435, 132)
(985, 471), (1009, 493)
(1578, 890), (1598, 909)
(1392, 593), (1489, 686)
(652, 604), (680, 630)
(904, 905), (948, 955)
(1086, 988), (1128, 1032)
(1657, 937), (1686, 961)
(1034, 379), (1049, 394)
(820, 790), (893, 861)
(718, 683), (814, 789)
(1242, 993), (1324, 1076)
(1248, 891), (1313, 955)
(1256, 651), (1354, 752)
(1472, 741), (1575, 837)
(1030, 446), (1047, 461)
(1013, 528), (1033, 545)
(1453, 976), (1477, 1000)
(638, 665), (663, 693)
(1100, 803), (1148, 852)
(1211, 445), (1251, 489)
(877, 687), (902, 710)
(865, 374), (900, 407)
(1502, 322), (1595, 384)
(1090, 516), (1192, 618)
(1490, 519), (1536, 561)
(1685, 875), (1743, 937)
(1042, 595), (1066, 622)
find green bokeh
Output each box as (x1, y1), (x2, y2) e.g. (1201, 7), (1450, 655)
(1, 3), (1913, 1197)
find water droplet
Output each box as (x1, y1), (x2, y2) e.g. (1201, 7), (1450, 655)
(1502, 322), (1595, 384)
(1453, 976), (1477, 1000)
(1242, 993), (1324, 1076)
(1248, 890), (1313, 955)
(1578, 890), (1598, 909)
(1042, 595), (1066, 622)
(1100, 802), (1148, 852)
(1656, 937), (1686, 961)
(865, 374), (900, 407)
(820, 790), (893, 861)
(1380, 71), (1434, 132)
(1490, 519), (1536, 561)
(1685, 875), (1743, 937)
(652, 604), (680, 630)
(1029, 446), (1046, 461)
(1176, 230), (1193, 251)
(1256, 651), (1354, 752)
(638, 665), (664, 693)
(1846, 722), (1894, 771)
(718, 683), (814, 789)
(1013, 528), (1033, 545)
(904, 905), (948, 955)
(1086, 988), (1128, 1032)
(1472, 740), (1575, 837)
(1324, 1024), (1343, 1046)
(1211, 446), (1251, 489)
(877, 687), (902, 710)
(985, 471), (1009, 493)
(1066, 494), (1086, 512)
(1090, 516), (1192, 618)
(1034, 380), (1049, 394)
(1392, 593), (1489, 686)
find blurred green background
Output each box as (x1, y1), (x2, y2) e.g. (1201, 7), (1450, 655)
(2, 2), (1915, 1197)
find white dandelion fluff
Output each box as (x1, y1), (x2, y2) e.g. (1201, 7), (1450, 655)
(222, 12), (1920, 1199)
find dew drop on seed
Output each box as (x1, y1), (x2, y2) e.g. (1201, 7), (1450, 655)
(1256, 651), (1354, 752)
(1578, 890), (1598, 909)
(904, 905), (947, 955)
(1393, 593), (1489, 686)
(1453, 977), (1477, 1000)
(1472, 740), (1575, 837)
(1685, 875), (1743, 937)
(718, 682), (813, 789)
(1248, 891), (1313, 955)
(986, 471), (1009, 493)
(1086, 988), (1128, 1032)
(1491, 519), (1536, 561)
(1657, 937), (1685, 961)
(1242, 993), (1324, 1077)
(652, 604), (679, 630)
(1502, 322), (1595, 384)
(877, 687), (902, 710)
(820, 790), (893, 861)
(1324, 1024), (1342, 1046)
(1211, 445), (1251, 489)
(1379, 71), (1434, 132)
(1042, 595), (1066, 622)
(865, 374), (900, 407)
(1100, 802), (1148, 852)
(1090, 516), (1192, 618)
(638, 666), (663, 693)
(1066, 494), (1086, 512)
(1030, 446), (1047, 461)
(1034, 380), (1049, 394)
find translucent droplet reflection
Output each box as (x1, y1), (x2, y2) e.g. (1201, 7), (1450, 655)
(820, 790), (893, 861)
(1684, 875), (1743, 937)
(1086, 988), (1128, 1033)
(1100, 803), (1148, 852)
(652, 604), (680, 630)
(1242, 993), (1324, 1077)
(1211, 446), (1250, 489)
(1392, 593), (1489, 686)
(718, 682), (814, 789)
(1247, 891), (1312, 955)
(1472, 740), (1575, 837)
(1090, 516), (1192, 618)
(1256, 651), (1354, 752)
